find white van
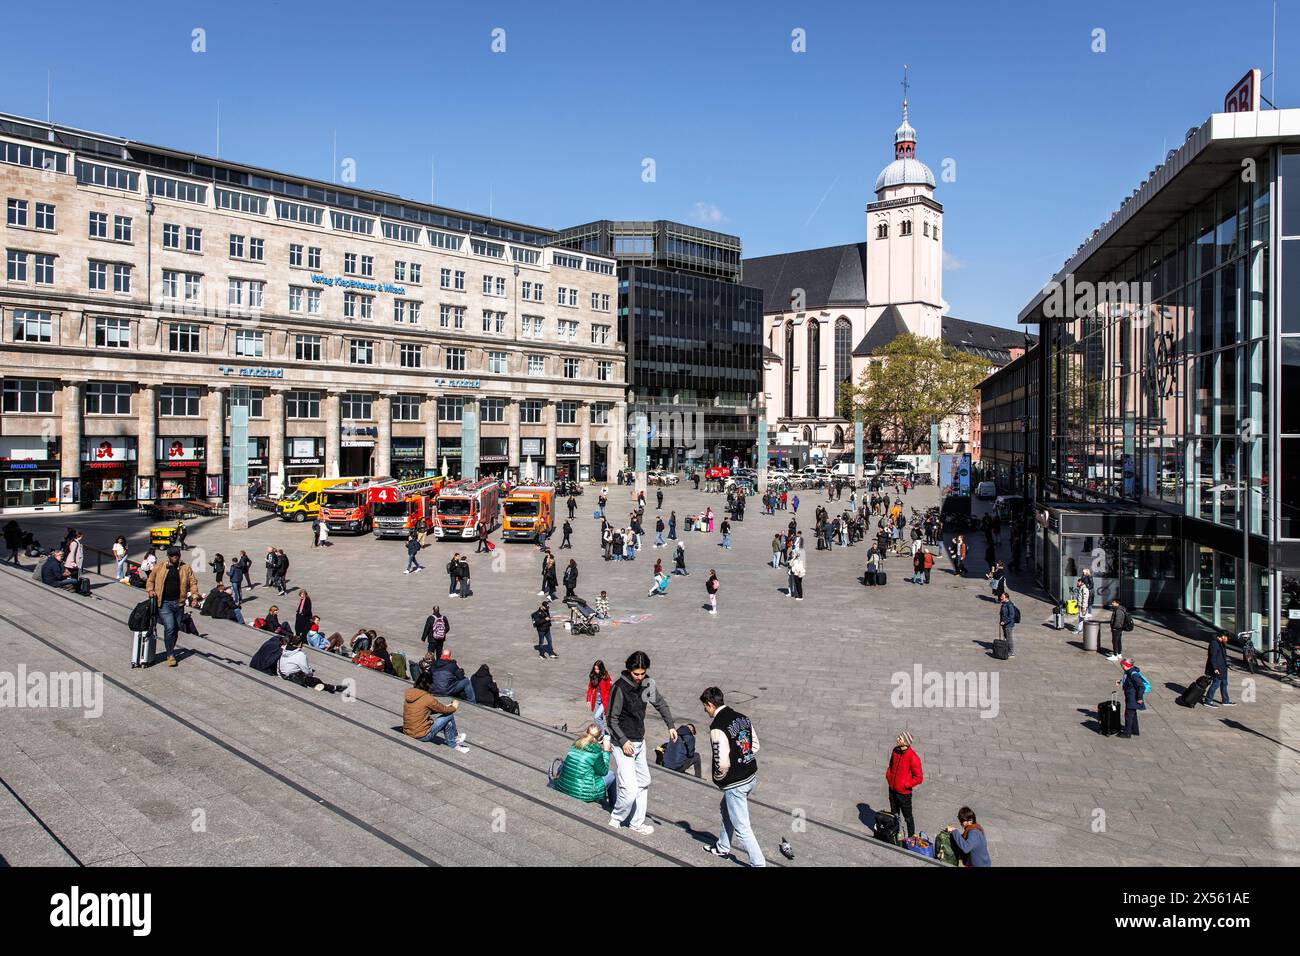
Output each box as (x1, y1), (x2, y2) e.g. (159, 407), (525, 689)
(974, 481), (997, 500)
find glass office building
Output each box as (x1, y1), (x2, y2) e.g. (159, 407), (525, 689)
(554, 221), (764, 469)
(1019, 109), (1300, 650)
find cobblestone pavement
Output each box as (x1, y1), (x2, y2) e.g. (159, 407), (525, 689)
(20, 482), (1300, 866)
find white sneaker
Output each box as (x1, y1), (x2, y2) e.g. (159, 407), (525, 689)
(455, 733), (467, 745)
(608, 817), (623, 830)
(709, 609), (717, 615)
(454, 745), (470, 754)
(629, 823), (654, 835)
(403, 569), (411, 574)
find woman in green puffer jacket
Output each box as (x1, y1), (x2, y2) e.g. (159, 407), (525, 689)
(552, 724), (616, 804)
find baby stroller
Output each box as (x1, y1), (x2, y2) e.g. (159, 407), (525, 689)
(567, 602), (601, 635)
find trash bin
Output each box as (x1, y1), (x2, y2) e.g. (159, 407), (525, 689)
(1082, 619), (1101, 652)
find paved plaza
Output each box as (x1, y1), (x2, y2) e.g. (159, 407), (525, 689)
(3, 482), (1299, 866)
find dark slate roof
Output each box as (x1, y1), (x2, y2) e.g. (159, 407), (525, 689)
(763, 346), (782, 364)
(941, 316), (1037, 363)
(852, 305), (908, 356)
(742, 243), (866, 313)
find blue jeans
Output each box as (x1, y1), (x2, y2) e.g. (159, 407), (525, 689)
(230, 580), (243, 605)
(592, 699), (607, 733)
(419, 713), (460, 746)
(1205, 674), (1231, 704)
(537, 627), (553, 656)
(656, 532), (664, 546)
(446, 677), (477, 703)
(716, 776), (766, 866)
(722, 533), (731, 548)
(116, 557), (128, 579)
(157, 600), (184, 656)
(771, 553), (780, 568)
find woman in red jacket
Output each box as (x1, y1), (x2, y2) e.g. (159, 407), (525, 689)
(587, 660), (612, 733)
(886, 731), (923, 839)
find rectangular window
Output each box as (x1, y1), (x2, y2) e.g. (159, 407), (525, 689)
(2, 143), (67, 174)
(481, 398), (505, 423)
(394, 299), (421, 324)
(528, 355), (545, 376)
(147, 175), (206, 204)
(341, 392), (373, 420)
(556, 401), (577, 425)
(329, 211), (374, 235)
(526, 315), (544, 338)
(169, 323), (200, 353)
(7, 198), (27, 226)
(438, 397), (464, 422)
(185, 227), (202, 253)
(161, 270), (179, 298)
(74, 160), (135, 190)
(360, 255), (374, 278)
(6, 250), (27, 282)
(471, 239), (505, 258)
(295, 335), (322, 362)
(11, 309), (51, 342)
(521, 280), (533, 300)
(511, 247), (540, 265)
(394, 260), (406, 282)
(87, 259), (107, 290)
(520, 400), (542, 424)
(184, 273), (201, 301)
(532, 282), (543, 302)
(113, 263), (131, 293)
(567, 287), (577, 307)
(229, 234), (245, 259)
(495, 276), (506, 296)
(95, 316), (130, 349)
(552, 251), (582, 269)
(214, 188), (268, 216)
(563, 357), (579, 379)
(488, 351), (507, 374)
(445, 347), (467, 371)
(3, 378), (55, 414)
(285, 390), (321, 419)
(440, 267), (451, 289)
(88, 211), (107, 238)
(34, 254), (55, 285)
(590, 403), (611, 425)
(34, 202), (54, 231)
(439, 304), (451, 328)
(427, 229), (464, 251)
(392, 395), (421, 421)
(591, 292), (611, 312)
(349, 339), (375, 365)
(399, 343), (422, 368)
(454, 270), (465, 290)
(307, 288), (321, 314)
(409, 262), (421, 284)
(114, 215), (132, 242)
(234, 329), (265, 357)
(453, 306), (465, 329)
(274, 200), (324, 226)
(307, 246), (321, 269)
(288, 286), (304, 313)
(591, 323), (611, 344)
(228, 387), (265, 419)
(158, 386), (201, 417)
(559, 319), (578, 339)
(163, 223), (180, 249)
(597, 360), (614, 382)
(344, 252), (358, 275)
(289, 243), (303, 267)
(482, 274), (494, 295)
(249, 237), (264, 261)
(382, 221), (420, 244)
(83, 382), (131, 415)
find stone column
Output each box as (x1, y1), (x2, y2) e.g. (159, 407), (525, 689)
(324, 392), (340, 479)
(376, 392), (393, 477)
(206, 386), (226, 497)
(138, 385), (157, 495)
(580, 402), (591, 480)
(269, 388), (286, 495)
(61, 381), (82, 513)
(424, 400), (439, 473)
(545, 400), (558, 474)
(508, 399), (521, 474)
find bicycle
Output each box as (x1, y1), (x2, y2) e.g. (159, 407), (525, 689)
(1260, 632), (1300, 676)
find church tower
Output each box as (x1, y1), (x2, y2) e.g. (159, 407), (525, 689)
(865, 76), (946, 340)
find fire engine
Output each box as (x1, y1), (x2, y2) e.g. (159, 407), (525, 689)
(319, 477), (396, 534)
(372, 474), (448, 539)
(433, 478), (501, 540)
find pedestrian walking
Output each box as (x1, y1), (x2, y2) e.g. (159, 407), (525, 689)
(532, 601), (557, 659)
(419, 605), (451, 660)
(706, 569), (720, 614)
(1203, 632), (1236, 707)
(788, 554), (805, 600)
(405, 531), (424, 574)
(656, 489), (664, 511)
(607, 651), (676, 835)
(587, 660), (612, 732)
(699, 687), (765, 866)
(673, 541), (689, 575)
(561, 519), (573, 549)
(311, 517), (321, 547)
(145, 546), (201, 668)
(668, 511), (677, 540)
(563, 559), (579, 602)
(720, 517), (732, 549)
(1117, 658), (1148, 737)
(998, 591), (1018, 658)
(655, 516), (665, 548)
(227, 558), (246, 607)
(885, 731), (923, 839)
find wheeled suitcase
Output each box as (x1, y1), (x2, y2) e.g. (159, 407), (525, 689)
(1177, 675), (1211, 708)
(1098, 694), (1122, 736)
(131, 629), (156, 668)
(876, 570), (887, 586)
(992, 638), (1011, 660)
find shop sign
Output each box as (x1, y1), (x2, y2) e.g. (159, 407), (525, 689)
(521, 438), (543, 457)
(160, 437), (205, 462)
(310, 274), (406, 295)
(1224, 69), (1261, 113)
(217, 366), (284, 379)
(288, 457), (323, 466)
(82, 437), (135, 463)
(557, 439), (580, 455)
(432, 378), (481, 389)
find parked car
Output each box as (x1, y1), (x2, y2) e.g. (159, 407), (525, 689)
(705, 466), (731, 480)
(647, 470), (680, 486)
(974, 480), (998, 500)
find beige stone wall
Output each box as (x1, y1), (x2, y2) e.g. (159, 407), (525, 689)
(0, 141), (625, 508)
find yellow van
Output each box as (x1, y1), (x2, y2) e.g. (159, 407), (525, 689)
(276, 477), (356, 522)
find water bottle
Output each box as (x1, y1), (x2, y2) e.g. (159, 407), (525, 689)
(502, 671), (514, 700)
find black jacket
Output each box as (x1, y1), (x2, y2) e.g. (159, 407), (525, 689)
(1206, 639), (1229, 677)
(429, 657), (468, 696)
(607, 673), (674, 748)
(419, 613), (450, 646)
(249, 636), (282, 674)
(471, 665), (500, 708)
(1110, 606), (1129, 633)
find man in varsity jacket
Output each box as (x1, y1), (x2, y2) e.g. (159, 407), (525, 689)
(699, 686), (766, 867)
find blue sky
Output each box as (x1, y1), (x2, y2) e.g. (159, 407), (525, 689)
(2, 0), (1294, 328)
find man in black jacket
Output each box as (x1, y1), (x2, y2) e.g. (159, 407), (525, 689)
(607, 650), (675, 836)
(1203, 632), (1236, 708)
(429, 649), (476, 702)
(1107, 598), (1130, 662)
(419, 605), (451, 658)
(699, 686), (765, 866)
(532, 602), (556, 659)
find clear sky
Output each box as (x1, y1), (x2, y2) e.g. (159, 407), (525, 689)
(2, 0), (1294, 328)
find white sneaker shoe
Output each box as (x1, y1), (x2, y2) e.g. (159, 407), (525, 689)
(455, 733), (467, 745)
(454, 745), (470, 753)
(629, 823), (655, 836)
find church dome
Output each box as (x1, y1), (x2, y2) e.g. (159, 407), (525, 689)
(875, 157), (936, 192)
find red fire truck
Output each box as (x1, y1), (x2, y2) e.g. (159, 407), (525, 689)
(433, 478), (501, 540)
(372, 475), (448, 539)
(319, 477), (396, 534)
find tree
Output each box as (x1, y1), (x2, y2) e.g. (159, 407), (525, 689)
(838, 333), (992, 453)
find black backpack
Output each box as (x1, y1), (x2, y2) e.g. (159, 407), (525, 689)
(128, 598), (155, 632)
(1012, 603), (1021, 624)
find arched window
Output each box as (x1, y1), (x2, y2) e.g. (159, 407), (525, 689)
(832, 426), (845, 449)
(802, 425), (813, 444)
(834, 317), (853, 394)
(900, 219), (912, 236)
(783, 321), (794, 419)
(876, 221), (888, 239)
(806, 320), (820, 418)
(923, 222), (930, 237)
